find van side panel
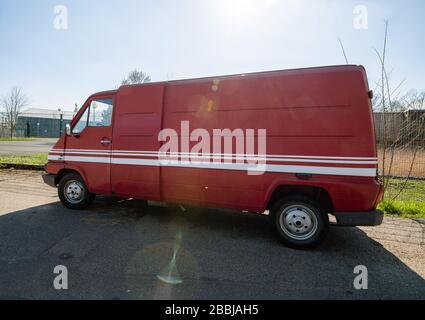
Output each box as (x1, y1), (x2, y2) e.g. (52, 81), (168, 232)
(160, 66), (378, 212)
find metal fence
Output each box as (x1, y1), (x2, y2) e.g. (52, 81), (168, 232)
(374, 110), (425, 145)
(0, 111), (72, 138)
(375, 111), (425, 178)
(17, 116), (71, 138)
(0, 127), (24, 138)
(375, 110), (425, 203)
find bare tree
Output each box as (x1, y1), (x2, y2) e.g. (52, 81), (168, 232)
(1, 87), (28, 138)
(374, 21), (389, 193)
(121, 69), (151, 85)
(372, 21), (425, 201)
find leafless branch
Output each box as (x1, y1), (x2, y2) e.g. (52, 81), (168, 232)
(338, 38), (349, 64)
(0, 87), (28, 138)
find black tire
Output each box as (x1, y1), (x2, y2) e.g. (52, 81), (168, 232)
(270, 195), (329, 249)
(58, 173), (95, 210)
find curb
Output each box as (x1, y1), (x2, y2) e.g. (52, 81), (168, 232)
(0, 163), (45, 171)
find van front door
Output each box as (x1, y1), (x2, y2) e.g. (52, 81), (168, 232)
(66, 96), (114, 195)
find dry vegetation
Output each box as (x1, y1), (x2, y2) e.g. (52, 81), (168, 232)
(378, 147), (425, 178)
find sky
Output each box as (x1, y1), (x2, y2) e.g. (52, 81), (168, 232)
(0, 0), (424, 111)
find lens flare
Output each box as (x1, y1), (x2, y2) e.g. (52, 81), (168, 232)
(156, 241), (183, 285)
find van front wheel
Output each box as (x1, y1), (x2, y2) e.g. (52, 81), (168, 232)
(58, 173), (95, 210)
(271, 195), (329, 249)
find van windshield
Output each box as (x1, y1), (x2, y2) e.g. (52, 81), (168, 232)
(72, 107), (89, 134)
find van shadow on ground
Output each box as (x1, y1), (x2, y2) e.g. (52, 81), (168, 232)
(0, 197), (424, 300)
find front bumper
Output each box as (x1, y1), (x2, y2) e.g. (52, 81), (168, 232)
(42, 173), (57, 188)
(334, 210), (384, 227)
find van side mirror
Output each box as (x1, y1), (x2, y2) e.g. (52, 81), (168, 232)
(66, 124), (71, 136)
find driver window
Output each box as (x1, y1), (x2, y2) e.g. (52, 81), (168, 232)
(71, 98), (113, 134)
(88, 99), (113, 127)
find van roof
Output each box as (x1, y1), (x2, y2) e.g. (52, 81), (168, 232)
(90, 89), (118, 97)
(93, 64), (365, 95)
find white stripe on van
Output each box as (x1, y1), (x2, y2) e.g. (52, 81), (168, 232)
(51, 149), (378, 161)
(47, 155), (377, 177)
(49, 150), (378, 164)
(48, 155), (110, 164)
(50, 151), (377, 164)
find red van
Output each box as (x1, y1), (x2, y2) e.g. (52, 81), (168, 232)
(43, 65), (384, 249)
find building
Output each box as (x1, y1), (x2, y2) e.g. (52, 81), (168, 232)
(17, 108), (75, 138)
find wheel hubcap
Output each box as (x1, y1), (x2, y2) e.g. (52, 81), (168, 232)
(279, 205), (318, 240)
(64, 180), (84, 204)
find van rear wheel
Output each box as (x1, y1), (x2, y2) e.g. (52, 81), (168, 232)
(58, 173), (95, 210)
(271, 195), (329, 249)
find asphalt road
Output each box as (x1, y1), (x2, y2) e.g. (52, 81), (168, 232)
(0, 170), (424, 300)
(0, 138), (56, 155)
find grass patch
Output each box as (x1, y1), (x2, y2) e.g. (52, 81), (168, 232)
(384, 178), (425, 202)
(379, 200), (425, 219)
(379, 178), (425, 218)
(0, 137), (35, 142)
(0, 153), (47, 166)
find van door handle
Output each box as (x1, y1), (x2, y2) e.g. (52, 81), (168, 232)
(100, 138), (112, 146)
